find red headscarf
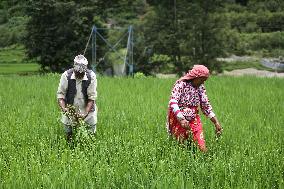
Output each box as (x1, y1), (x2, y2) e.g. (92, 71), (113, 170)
(178, 65), (210, 81)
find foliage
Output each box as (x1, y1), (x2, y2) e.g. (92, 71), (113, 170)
(226, 11), (284, 33)
(24, 0), (104, 72)
(0, 1), (28, 47)
(99, 0), (147, 26)
(0, 45), (30, 64)
(256, 11), (284, 32)
(247, 0), (284, 12)
(1, 0), (284, 74)
(0, 16), (28, 47)
(136, 0), (228, 74)
(105, 48), (127, 65)
(64, 104), (93, 147)
(234, 32), (284, 57)
(134, 72), (146, 78)
(147, 54), (174, 74)
(181, 0), (227, 72)
(150, 54), (171, 64)
(96, 28), (129, 73)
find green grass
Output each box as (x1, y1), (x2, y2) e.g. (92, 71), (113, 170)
(0, 75), (283, 188)
(0, 45), (33, 64)
(0, 45), (40, 74)
(0, 63), (40, 74)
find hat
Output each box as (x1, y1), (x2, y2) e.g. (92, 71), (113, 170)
(74, 55), (88, 73)
(178, 65), (210, 81)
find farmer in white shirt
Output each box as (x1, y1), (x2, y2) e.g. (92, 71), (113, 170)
(57, 55), (97, 142)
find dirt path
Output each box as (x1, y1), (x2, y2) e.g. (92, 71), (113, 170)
(156, 68), (284, 78)
(221, 68), (284, 78)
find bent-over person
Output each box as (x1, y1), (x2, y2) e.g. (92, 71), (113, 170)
(57, 55), (97, 142)
(167, 65), (222, 152)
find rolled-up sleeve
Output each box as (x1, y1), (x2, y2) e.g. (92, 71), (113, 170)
(87, 72), (97, 101)
(57, 72), (68, 99)
(198, 84), (215, 119)
(169, 81), (185, 119)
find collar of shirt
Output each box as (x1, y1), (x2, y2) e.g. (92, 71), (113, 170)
(70, 72), (88, 80)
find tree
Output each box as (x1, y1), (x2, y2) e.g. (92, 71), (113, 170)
(24, 0), (104, 72)
(182, 0), (228, 71)
(135, 1), (184, 74)
(138, 0), (228, 74)
(235, 0), (248, 6)
(0, 0), (28, 47)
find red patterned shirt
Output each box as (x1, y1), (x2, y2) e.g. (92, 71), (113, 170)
(169, 80), (215, 121)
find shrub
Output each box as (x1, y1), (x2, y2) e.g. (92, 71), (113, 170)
(134, 72), (146, 78)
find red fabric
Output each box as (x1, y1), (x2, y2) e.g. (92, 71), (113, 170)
(169, 101), (178, 106)
(167, 107), (205, 147)
(178, 65), (210, 81)
(175, 110), (181, 116)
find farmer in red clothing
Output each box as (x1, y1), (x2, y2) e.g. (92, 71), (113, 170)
(166, 65), (222, 152)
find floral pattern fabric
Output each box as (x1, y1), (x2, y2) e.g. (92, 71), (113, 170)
(170, 80), (214, 120)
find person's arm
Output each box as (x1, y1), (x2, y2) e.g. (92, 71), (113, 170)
(85, 100), (94, 115)
(57, 72), (68, 112)
(80, 71), (97, 118)
(198, 84), (215, 118)
(58, 98), (67, 112)
(199, 85), (222, 136)
(169, 81), (189, 129)
(210, 116), (222, 137)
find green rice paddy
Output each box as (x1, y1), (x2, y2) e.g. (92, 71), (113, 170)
(0, 75), (283, 188)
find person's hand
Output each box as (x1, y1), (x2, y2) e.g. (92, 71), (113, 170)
(179, 118), (190, 130)
(76, 112), (87, 120)
(62, 107), (68, 113)
(214, 122), (222, 137)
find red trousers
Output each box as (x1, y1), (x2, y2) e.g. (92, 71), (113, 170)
(167, 108), (205, 147)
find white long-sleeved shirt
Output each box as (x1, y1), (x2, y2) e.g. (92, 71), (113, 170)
(57, 70), (97, 125)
